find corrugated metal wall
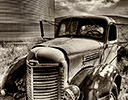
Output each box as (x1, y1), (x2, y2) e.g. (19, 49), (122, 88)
(0, 0), (55, 41)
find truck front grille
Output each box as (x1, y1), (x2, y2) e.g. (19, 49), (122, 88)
(26, 61), (64, 100)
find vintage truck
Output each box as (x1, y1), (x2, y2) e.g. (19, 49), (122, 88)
(0, 15), (128, 100)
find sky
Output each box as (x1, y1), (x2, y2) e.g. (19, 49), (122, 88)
(55, 0), (128, 17)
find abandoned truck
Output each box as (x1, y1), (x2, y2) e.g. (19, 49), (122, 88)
(0, 15), (127, 100)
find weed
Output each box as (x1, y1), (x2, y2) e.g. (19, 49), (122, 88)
(0, 41), (37, 84)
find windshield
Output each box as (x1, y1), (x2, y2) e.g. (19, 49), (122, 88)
(58, 18), (106, 40)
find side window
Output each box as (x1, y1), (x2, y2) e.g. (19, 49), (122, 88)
(109, 25), (117, 41)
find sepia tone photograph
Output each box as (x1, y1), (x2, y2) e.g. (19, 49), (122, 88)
(0, 0), (128, 100)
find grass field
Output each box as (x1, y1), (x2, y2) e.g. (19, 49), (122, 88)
(0, 41), (39, 87)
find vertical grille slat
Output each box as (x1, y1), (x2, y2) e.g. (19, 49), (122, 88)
(27, 62), (64, 100)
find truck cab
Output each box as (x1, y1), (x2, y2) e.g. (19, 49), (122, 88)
(0, 15), (123, 100)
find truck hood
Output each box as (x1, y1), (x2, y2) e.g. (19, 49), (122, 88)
(39, 37), (103, 55)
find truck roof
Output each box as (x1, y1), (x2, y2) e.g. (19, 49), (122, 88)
(55, 15), (116, 24)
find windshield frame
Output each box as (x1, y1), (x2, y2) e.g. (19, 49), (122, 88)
(56, 17), (108, 42)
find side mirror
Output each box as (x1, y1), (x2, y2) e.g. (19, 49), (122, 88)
(40, 20), (58, 39)
(40, 21), (44, 38)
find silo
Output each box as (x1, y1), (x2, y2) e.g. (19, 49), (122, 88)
(0, 0), (55, 41)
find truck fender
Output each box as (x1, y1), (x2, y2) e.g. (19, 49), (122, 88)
(70, 66), (93, 87)
(1, 56), (26, 92)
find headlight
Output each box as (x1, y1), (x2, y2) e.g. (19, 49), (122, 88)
(64, 85), (80, 100)
(0, 89), (6, 96)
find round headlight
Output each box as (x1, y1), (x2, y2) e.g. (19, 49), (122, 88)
(64, 85), (80, 100)
(0, 89), (6, 96)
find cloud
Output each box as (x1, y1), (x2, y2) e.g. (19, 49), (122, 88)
(55, 1), (90, 17)
(96, 0), (128, 15)
(55, 0), (125, 17)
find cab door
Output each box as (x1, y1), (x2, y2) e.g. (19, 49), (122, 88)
(101, 24), (119, 65)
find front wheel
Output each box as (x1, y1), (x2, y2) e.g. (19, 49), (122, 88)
(98, 88), (118, 100)
(78, 91), (118, 100)
(96, 92), (117, 100)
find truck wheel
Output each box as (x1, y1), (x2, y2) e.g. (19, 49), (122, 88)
(102, 88), (118, 100)
(98, 92), (117, 100)
(98, 83), (118, 100)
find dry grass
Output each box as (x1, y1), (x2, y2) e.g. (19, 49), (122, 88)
(0, 41), (39, 86)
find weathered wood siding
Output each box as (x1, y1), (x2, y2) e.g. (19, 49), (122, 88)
(0, 0), (55, 41)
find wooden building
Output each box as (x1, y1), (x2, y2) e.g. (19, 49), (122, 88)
(0, 0), (55, 41)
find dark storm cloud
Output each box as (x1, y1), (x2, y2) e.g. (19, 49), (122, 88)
(97, 0), (128, 15)
(55, 0), (128, 17)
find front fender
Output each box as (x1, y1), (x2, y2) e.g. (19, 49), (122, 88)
(70, 66), (93, 86)
(0, 55), (26, 92)
(70, 64), (120, 100)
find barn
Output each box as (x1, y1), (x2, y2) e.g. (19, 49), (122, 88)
(0, 0), (55, 41)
